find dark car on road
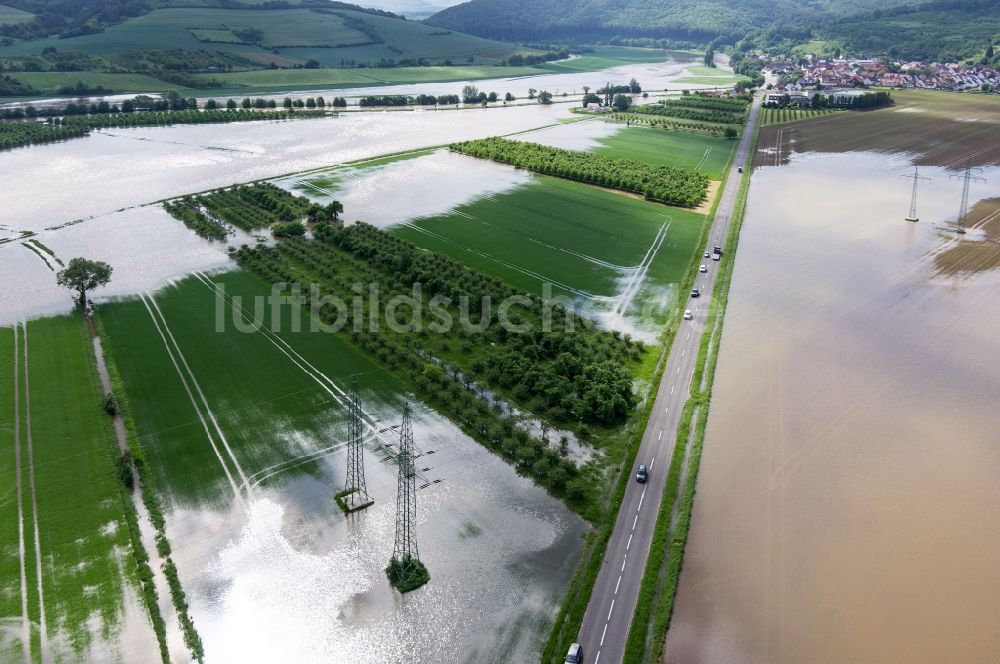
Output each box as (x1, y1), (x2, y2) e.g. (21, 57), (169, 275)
(690, 288), (700, 298)
(565, 643), (583, 663)
(636, 464), (648, 483)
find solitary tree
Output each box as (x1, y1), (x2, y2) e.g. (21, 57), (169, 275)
(57, 258), (112, 311)
(612, 94), (632, 112)
(537, 90), (553, 104)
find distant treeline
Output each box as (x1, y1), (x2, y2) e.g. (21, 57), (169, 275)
(358, 93), (462, 107)
(450, 137), (709, 208)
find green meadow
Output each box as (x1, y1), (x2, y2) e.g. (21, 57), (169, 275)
(98, 272), (402, 508)
(0, 316), (141, 660)
(538, 46), (668, 73)
(392, 176), (704, 306)
(592, 126), (737, 179)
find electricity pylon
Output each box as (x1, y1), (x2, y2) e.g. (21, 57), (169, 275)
(386, 402), (428, 592)
(393, 403), (418, 563)
(949, 158), (986, 235)
(901, 165), (930, 222)
(342, 376), (373, 512)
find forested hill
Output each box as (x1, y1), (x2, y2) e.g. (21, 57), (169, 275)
(426, 0), (919, 42)
(817, 0), (1000, 63)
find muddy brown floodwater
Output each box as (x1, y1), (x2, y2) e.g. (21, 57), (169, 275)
(666, 145), (1000, 663)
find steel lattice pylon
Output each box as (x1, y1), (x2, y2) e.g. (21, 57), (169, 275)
(392, 402), (419, 565)
(343, 376), (372, 512)
(950, 158), (986, 235)
(901, 165), (930, 222)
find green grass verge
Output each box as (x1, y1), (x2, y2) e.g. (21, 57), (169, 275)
(621, 109), (759, 663)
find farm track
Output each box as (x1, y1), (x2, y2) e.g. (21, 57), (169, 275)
(12, 325), (30, 664)
(20, 324), (49, 663)
(140, 293), (249, 508)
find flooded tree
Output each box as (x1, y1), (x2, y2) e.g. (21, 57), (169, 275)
(56, 257), (112, 311)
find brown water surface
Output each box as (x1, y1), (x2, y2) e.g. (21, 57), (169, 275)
(666, 148), (1000, 663)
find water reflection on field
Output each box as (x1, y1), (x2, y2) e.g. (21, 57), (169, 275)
(168, 401), (585, 664)
(667, 151), (1000, 663)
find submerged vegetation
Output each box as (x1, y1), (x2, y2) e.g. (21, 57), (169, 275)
(450, 137), (710, 208)
(386, 556), (431, 593)
(163, 184), (321, 237)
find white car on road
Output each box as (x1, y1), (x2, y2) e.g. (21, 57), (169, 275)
(684, 309), (693, 320)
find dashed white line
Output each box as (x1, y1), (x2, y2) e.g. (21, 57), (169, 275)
(638, 489), (646, 512)
(632, 515), (638, 530)
(608, 599), (615, 621)
(681, 348), (686, 357)
(626, 534), (633, 550)
(595, 651), (601, 664)
(657, 430), (662, 441)
(670, 384), (675, 394)
(601, 622), (608, 646)
(621, 556), (627, 572)
(649, 457), (656, 470)
(614, 575), (622, 595)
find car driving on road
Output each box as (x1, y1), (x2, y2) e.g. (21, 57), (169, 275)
(691, 288), (700, 298)
(699, 264), (707, 273)
(565, 643), (583, 663)
(684, 309), (693, 320)
(636, 464), (648, 483)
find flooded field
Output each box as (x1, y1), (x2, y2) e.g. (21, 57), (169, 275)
(667, 133), (1000, 661)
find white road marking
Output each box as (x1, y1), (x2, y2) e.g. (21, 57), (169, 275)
(670, 384), (675, 394)
(621, 556), (627, 572)
(595, 651), (601, 664)
(627, 534), (633, 550)
(632, 515), (638, 530)
(657, 430), (662, 441)
(681, 348), (686, 357)
(638, 489), (646, 512)
(614, 576), (622, 595)
(608, 599), (615, 621)
(649, 457), (656, 471)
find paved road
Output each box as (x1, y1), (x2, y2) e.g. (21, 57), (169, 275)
(576, 96), (761, 664)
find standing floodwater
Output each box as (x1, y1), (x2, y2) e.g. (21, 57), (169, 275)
(667, 147), (1000, 663)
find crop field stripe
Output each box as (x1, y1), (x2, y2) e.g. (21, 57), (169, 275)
(11, 325), (31, 664)
(192, 272), (432, 481)
(139, 294), (247, 507)
(452, 210), (636, 270)
(401, 222), (609, 301)
(21, 323), (50, 661)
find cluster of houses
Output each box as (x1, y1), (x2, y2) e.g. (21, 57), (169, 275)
(762, 57), (1000, 92)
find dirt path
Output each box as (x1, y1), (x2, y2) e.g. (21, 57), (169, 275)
(20, 323), (49, 662)
(12, 325), (30, 664)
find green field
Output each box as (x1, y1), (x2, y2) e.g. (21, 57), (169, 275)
(192, 64), (541, 93)
(538, 46), (667, 73)
(760, 106), (842, 126)
(390, 175), (705, 324)
(99, 273), (403, 507)
(0, 317), (144, 660)
(11, 71), (195, 94)
(0, 2), (32, 24)
(0, 6), (534, 69)
(592, 126), (736, 180)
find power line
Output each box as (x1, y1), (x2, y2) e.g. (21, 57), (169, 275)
(949, 158), (986, 235)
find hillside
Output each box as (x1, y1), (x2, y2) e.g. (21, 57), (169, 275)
(817, 0), (1000, 63)
(0, 1), (541, 97)
(426, 0), (919, 42)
